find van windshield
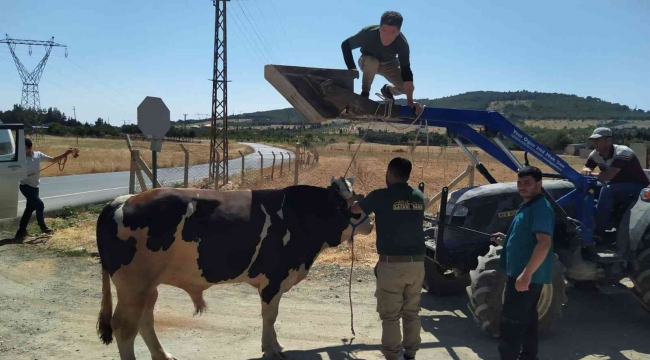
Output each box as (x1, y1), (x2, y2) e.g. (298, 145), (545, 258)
(0, 128), (16, 160)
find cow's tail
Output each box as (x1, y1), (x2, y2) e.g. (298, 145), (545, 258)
(97, 268), (114, 345)
(95, 198), (122, 345)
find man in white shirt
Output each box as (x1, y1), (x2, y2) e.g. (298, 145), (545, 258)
(15, 138), (76, 241)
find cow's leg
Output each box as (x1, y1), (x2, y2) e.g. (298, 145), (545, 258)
(260, 291), (285, 360)
(139, 288), (176, 360)
(112, 290), (147, 360)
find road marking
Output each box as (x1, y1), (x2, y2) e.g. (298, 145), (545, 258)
(18, 186), (128, 202)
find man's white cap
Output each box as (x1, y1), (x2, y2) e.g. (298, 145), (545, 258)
(589, 127), (612, 139)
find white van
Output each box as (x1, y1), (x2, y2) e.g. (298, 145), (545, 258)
(0, 121), (27, 219)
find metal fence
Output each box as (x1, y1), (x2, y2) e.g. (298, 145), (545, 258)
(127, 138), (320, 193)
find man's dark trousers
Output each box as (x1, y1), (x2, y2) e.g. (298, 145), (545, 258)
(18, 184), (46, 231)
(498, 276), (543, 360)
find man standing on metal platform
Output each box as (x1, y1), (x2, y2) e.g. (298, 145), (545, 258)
(341, 11), (422, 114)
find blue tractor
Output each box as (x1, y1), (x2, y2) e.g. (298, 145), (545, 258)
(265, 65), (650, 336)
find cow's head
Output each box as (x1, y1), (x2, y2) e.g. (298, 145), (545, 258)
(328, 176), (374, 241)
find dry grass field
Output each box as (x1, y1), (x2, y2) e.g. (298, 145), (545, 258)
(202, 143), (585, 267)
(522, 119), (650, 129)
(35, 141), (587, 268)
(26, 136), (253, 177)
(522, 119), (604, 129)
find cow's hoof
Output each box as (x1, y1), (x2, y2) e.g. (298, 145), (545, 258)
(153, 353), (177, 360)
(263, 350), (286, 360)
(275, 341), (285, 352)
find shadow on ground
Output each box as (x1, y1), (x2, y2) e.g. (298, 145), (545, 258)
(0, 236), (48, 247)
(249, 286), (650, 360)
(418, 286), (650, 360)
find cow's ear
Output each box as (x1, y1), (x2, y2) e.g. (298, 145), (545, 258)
(331, 175), (336, 184)
(347, 177), (355, 186)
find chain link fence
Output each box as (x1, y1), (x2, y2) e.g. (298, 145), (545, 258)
(129, 141), (320, 193)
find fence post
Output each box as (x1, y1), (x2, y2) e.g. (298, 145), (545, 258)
(126, 135), (135, 194)
(239, 150), (245, 184)
(271, 151), (276, 180)
(259, 151), (264, 179)
(132, 149), (149, 192)
(180, 144), (189, 188)
(287, 152), (291, 172)
(294, 143), (300, 185)
(468, 165), (475, 186)
(280, 152), (284, 177)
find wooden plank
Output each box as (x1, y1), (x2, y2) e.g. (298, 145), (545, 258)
(424, 165), (472, 211)
(180, 144), (189, 188)
(132, 150), (148, 192)
(126, 135), (135, 193)
(135, 153), (162, 188)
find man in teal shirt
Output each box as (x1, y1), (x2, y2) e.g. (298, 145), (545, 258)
(491, 166), (554, 360)
(350, 157), (425, 360)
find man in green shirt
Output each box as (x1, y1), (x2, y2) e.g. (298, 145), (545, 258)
(341, 11), (422, 114)
(491, 166), (554, 360)
(350, 157), (425, 360)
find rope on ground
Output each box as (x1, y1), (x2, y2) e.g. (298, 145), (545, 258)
(349, 238), (355, 337)
(343, 97), (396, 337)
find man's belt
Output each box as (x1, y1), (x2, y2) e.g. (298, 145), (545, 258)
(378, 254), (425, 263)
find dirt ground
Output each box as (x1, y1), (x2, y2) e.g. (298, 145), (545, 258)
(0, 244), (649, 360)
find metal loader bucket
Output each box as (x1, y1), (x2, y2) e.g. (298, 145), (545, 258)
(264, 64), (400, 123)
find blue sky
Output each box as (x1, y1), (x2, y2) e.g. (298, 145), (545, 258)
(1, 0), (648, 125)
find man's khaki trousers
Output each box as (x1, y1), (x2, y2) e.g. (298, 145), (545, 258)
(375, 260), (425, 360)
(358, 55), (406, 97)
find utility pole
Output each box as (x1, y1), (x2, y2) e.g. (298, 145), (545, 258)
(209, 0), (230, 188)
(0, 34), (68, 111)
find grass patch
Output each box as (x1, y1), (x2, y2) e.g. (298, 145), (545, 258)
(27, 136), (254, 177)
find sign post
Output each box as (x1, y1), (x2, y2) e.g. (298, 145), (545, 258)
(137, 96), (171, 189)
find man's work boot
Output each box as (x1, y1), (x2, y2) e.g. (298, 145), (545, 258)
(14, 229), (28, 242)
(40, 226), (53, 235)
(381, 84), (395, 101)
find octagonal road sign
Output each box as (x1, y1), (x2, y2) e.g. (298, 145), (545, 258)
(137, 96), (171, 140)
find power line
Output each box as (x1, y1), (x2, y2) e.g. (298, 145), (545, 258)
(269, 0), (296, 53)
(229, 5), (270, 63)
(0, 35), (68, 111)
(233, 1), (279, 63)
(252, 0), (288, 62)
(241, 0), (283, 63)
(229, 9), (267, 64)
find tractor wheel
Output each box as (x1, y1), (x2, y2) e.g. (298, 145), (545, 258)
(423, 253), (470, 296)
(631, 235), (650, 312)
(465, 245), (567, 338)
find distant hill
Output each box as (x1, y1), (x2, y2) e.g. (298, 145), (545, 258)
(225, 90), (650, 125)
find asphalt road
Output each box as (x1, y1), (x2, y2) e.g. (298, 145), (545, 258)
(16, 142), (294, 214)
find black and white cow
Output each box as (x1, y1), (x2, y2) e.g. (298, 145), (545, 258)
(95, 178), (373, 360)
